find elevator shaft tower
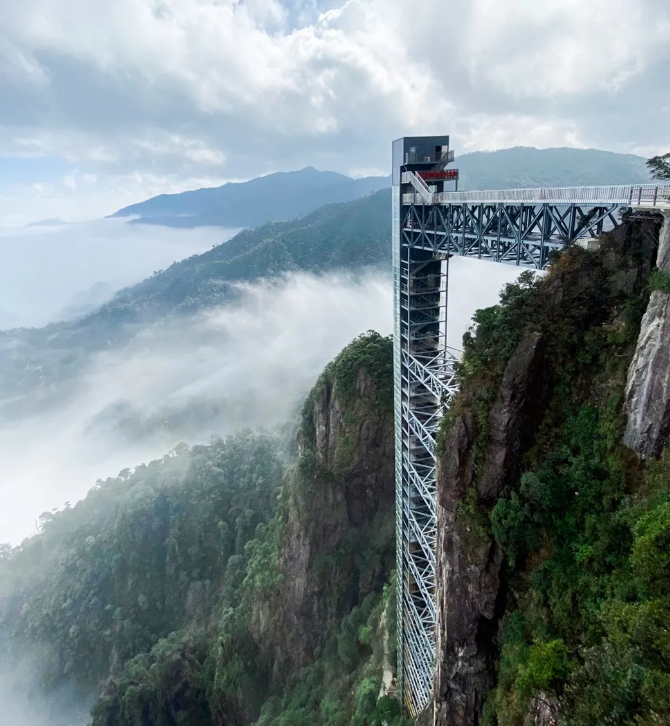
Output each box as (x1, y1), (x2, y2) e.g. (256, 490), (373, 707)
(392, 136), (457, 716)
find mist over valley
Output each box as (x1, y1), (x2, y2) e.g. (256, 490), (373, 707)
(0, 8), (667, 716)
(0, 220), (236, 329)
(0, 269), (393, 544)
(0, 253), (523, 546)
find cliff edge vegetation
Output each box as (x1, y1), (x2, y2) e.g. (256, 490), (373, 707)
(432, 212), (670, 726)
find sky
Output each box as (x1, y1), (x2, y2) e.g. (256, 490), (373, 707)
(0, 0), (669, 225)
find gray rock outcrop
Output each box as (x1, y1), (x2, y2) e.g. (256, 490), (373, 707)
(624, 211), (670, 458)
(249, 335), (395, 684)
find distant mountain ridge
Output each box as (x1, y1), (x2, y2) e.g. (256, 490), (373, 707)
(456, 146), (652, 190)
(110, 166), (390, 228)
(0, 190), (391, 417)
(110, 147), (652, 230)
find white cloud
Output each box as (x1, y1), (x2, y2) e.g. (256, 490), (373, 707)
(461, 0), (665, 96)
(456, 114), (584, 153)
(0, 219), (236, 327)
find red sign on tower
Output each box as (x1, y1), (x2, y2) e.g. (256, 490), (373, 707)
(418, 169), (459, 182)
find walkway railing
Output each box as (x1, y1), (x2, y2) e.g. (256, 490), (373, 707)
(405, 171), (435, 205)
(401, 183), (670, 207)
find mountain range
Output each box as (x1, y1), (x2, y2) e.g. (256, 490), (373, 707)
(0, 145), (656, 419)
(0, 190), (390, 418)
(109, 147), (652, 229)
(110, 167), (390, 228)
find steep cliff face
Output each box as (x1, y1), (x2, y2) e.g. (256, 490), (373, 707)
(431, 214), (664, 726)
(624, 211), (670, 457)
(434, 332), (546, 725)
(252, 331), (396, 679)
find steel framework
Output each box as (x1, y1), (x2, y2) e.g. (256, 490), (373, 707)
(392, 138), (667, 717)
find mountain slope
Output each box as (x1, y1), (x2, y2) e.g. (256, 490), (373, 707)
(0, 332), (405, 726)
(0, 190), (391, 417)
(456, 146), (651, 190)
(107, 188), (390, 318)
(110, 148), (652, 230)
(110, 167), (390, 228)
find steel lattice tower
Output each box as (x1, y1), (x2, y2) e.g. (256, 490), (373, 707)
(392, 136), (460, 716)
(392, 135), (670, 717)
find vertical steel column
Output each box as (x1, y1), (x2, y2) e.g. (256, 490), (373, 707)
(392, 183), (405, 703)
(394, 164), (457, 717)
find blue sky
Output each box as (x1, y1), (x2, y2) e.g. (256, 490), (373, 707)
(0, 156), (75, 188)
(0, 0), (668, 225)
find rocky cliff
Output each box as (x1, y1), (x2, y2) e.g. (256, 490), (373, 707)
(434, 331), (546, 725)
(624, 211), (670, 457)
(251, 330), (396, 681)
(430, 213), (669, 726)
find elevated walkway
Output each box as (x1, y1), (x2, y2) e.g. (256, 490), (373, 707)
(400, 175), (670, 209)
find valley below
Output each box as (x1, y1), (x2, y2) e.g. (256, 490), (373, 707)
(1, 148), (668, 726)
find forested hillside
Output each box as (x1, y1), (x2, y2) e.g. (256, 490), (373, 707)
(108, 188), (390, 317)
(0, 190), (390, 417)
(456, 147), (651, 191)
(428, 212), (670, 725)
(0, 332), (406, 726)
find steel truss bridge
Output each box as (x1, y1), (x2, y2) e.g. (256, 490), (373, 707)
(392, 135), (670, 718)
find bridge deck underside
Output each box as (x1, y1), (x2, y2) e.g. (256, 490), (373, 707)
(403, 201), (621, 269)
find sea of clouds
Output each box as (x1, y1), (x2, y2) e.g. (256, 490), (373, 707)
(0, 248), (522, 546)
(0, 218), (237, 329)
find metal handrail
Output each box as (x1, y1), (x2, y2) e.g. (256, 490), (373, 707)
(404, 172), (435, 204)
(402, 183), (670, 207)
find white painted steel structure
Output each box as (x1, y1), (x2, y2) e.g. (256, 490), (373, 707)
(392, 136), (666, 718)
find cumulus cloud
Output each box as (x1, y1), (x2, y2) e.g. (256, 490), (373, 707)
(0, 0), (668, 221)
(0, 258), (521, 545)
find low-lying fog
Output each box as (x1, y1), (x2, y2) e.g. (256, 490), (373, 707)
(0, 219), (237, 329)
(0, 651), (90, 726)
(0, 257), (522, 546)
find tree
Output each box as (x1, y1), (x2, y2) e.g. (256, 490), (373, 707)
(646, 152), (670, 180)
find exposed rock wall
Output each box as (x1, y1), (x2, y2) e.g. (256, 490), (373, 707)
(278, 368), (394, 668)
(624, 211), (670, 458)
(250, 333), (395, 683)
(433, 333), (545, 726)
